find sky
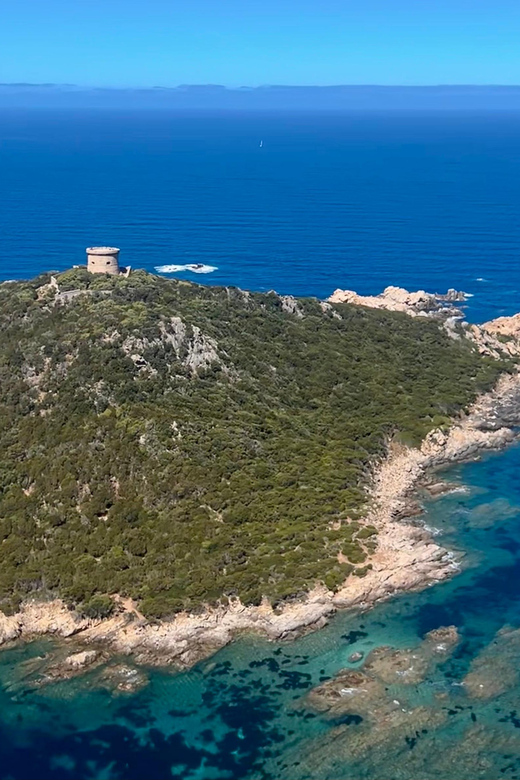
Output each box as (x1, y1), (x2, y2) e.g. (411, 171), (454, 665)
(1, 0), (520, 87)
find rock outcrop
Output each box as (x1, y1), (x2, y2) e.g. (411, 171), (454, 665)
(328, 285), (466, 319)
(64, 649), (99, 670)
(307, 626), (460, 720)
(328, 283), (520, 360)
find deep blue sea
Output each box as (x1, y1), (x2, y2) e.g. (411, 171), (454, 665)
(2, 110), (520, 321)
(2, 110), (520, 779)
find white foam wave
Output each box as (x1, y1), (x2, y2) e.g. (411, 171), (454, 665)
(155, 263), (218, 275)
(475, 277), (487, 282)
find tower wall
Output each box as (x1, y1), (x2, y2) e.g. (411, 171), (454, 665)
(86, 247), (120, 275)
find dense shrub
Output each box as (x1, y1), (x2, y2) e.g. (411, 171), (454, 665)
(0, 270), (505, 616)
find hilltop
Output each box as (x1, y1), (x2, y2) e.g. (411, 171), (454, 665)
(0, 267), (507, 629)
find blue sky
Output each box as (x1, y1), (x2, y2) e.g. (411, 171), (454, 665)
(1, 0), (520, 87)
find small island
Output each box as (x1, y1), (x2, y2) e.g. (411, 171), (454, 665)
(0, 267), (519, 670)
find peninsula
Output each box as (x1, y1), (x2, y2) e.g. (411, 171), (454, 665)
(0, 268), (519, 670)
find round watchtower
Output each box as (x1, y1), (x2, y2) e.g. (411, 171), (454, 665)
(86, 246), (120, 275)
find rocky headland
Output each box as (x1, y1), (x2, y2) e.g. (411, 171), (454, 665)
(0, 288), (520, 679)
(1, 280), (520, 677)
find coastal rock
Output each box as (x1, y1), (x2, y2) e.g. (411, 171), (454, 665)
(307, 668), (387, 718)
(483, 312), (520, 340)
(306, 627), (459, 722)
(363, 646), (431, 685)
(363, 627), (458, 684)
(0, 602), (88, 646)
(424, 625), (460, 649)
(421, 479), (461, 497)
(0, 614), (22, 645)
(64, 650), (99, 670)
(327, 285), (466, 319)
(327, 284), (520, 361)
(42, 648), (105, 683)
(98, 663), (148, 694)
(466, 314), (520, 360)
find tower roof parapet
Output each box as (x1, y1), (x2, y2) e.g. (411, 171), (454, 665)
(86, 246), (120, 255)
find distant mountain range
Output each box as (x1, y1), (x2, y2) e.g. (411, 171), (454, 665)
(2, 83), (520, 110)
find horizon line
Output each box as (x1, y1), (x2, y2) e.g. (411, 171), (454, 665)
(3, 82), (520, 90)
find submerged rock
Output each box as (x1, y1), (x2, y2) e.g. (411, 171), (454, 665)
(39, 646), (106, 684)
(98, 663), (148, 694)
(463, 626), (520, 699)
(306, 626), (459, 720)
(422, 479), (462, 497)
(307, 668), (387, 719)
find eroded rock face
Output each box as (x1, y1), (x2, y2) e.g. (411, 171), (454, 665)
(483, 312), (520, 340)
(121, 316), (223, 374)
(0, 601), (87, 647)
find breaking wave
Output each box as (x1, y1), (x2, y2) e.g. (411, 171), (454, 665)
(155, 263), (218, 275)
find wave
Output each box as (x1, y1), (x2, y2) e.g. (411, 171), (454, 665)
(423, 524), (442, 537)
(155, 264), (218, 275)
(475, 277), (488, 282)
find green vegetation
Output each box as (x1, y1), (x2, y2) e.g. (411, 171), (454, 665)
(0, 269), (504, 617)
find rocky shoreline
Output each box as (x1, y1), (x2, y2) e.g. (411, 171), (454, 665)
(1, 369), (519, 677)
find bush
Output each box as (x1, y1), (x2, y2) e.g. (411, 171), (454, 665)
(80, 594), (115, 619)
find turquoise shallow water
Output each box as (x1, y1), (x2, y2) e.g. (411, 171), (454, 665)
(2, 444), (520, 778)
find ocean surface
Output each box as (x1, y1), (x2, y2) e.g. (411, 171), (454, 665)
(1, 110), (520, 321)
(2, 110), (520, 779)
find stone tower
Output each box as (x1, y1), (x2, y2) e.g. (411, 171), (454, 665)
(86, 246), (120, 275)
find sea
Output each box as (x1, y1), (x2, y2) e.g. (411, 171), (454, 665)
(2, 109), (520, 779)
